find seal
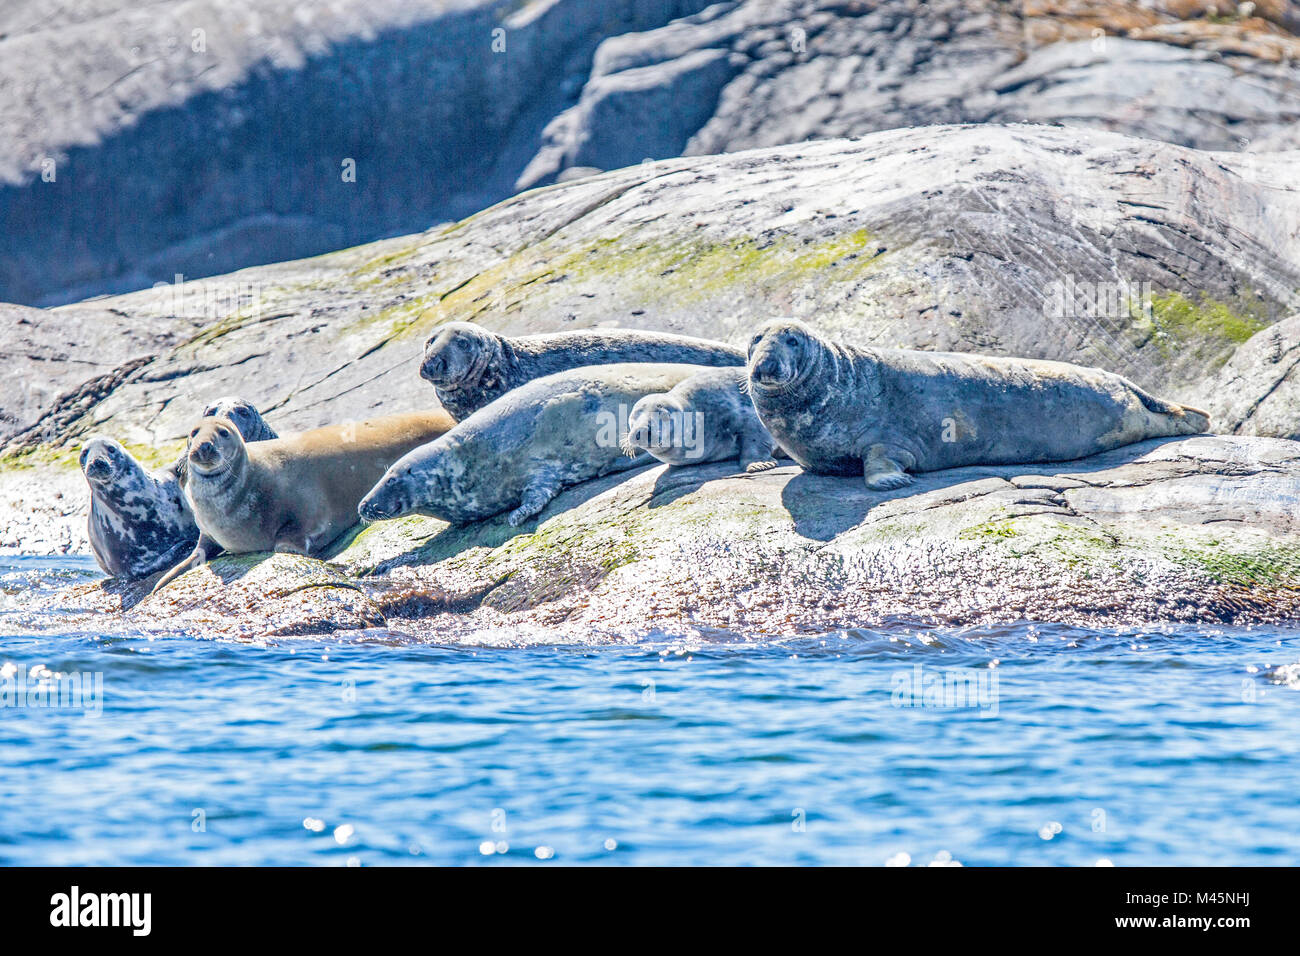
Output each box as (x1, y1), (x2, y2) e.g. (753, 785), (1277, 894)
(621, 367), (784, 472)
(81, 398), (278, 579)
(419, 321), (745, 420)
(81, 438), (196, 579)
(361, 363), (707, 527)
(746, 318), (1211, 489)
(153, 410), (454, 592)
(199, 396), (279, 442)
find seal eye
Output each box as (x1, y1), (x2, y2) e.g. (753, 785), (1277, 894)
(783, 334), (799, 347)
(190, 428), (200, 439)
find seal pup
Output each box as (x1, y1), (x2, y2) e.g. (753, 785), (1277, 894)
(746, 318), (1211, 489)
(153, 410), (455, 591)
(81, 398), (278, 579)
(621, 367), (784, 472)
(419, 321), (745, 420)
(361, 363), (707, 527)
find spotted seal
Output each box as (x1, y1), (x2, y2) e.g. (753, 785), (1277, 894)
(419, 322), (745, 420)
(746, 318), (1211, 489)
(361, 363), (706, 527)
(80, 438), (197, 579)
(622, 367), (784, 472)
(152, 410), (454, 591)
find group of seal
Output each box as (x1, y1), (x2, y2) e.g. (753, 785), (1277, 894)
(152, 410), (454, 590)
(85, 317), (1209, 590)
(82, 397), (277, 579)
(361, 363), (708, 527)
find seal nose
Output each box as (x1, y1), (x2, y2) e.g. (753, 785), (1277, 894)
(192, 439), (217, 463)
(85, 456), (112, 480)
(420, 353), (442, 383)
(751, 355), (780, 382)
(359, 494), (400, 522)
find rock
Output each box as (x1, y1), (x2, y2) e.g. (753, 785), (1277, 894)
(0, 0), (715, 305)
(4, 0), (1300, 306)
(0, 301), (207, 450)
(5, 123), (1300, 634)
(3, 124), (1298, 458)
(1206, 314), (1300, 440)
(521, 0), (1300, 188)
(13, 436), (1300, 639)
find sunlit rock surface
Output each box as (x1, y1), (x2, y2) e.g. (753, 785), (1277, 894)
(1207, 314), (1300, 441)
(4, 124), (1299, 458)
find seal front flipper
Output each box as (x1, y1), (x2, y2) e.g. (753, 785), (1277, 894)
(863, 445), (914, 491)
(739, 435), (780, 473)
(507, 472), (562, 527)
(152, 533), (223, 593)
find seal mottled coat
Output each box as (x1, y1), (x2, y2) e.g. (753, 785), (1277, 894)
(82, 399), (278, 579)
(746, 318), (1211, 489)
(419, 321), (745, 420)
(362, 363), (708, 527)
(153, 410), (454, 591)
(622, 367), (783, 472)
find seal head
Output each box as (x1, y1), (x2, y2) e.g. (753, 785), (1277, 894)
(622, 394), (685, 461)
(747, 319), (822, 394)
(201, 397), (278, 442)
(186, 417), (248, 480)
(419, 322), (500, 391)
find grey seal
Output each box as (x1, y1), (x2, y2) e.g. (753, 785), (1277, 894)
(419, 321), (745, 420)
(200, 396), (279, 443)
(621, 367), (783, 472)
(746, 318), (1211, 489)
(80, 438), (197, 579)
(153, 410), (456, 592)
(81, 398), (278, 579)
(361, 362), (707, 527)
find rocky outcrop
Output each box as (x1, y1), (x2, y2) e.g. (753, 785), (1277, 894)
(1208, 314), (1300, 440)
(3, 124), (1297, 460)
(4, 124), (1299, 635)
(4, 0), (1299, 306)
(0, 0), (714, 305)
(519, 0), (1300, 188)
(9, 436), (1299, 640)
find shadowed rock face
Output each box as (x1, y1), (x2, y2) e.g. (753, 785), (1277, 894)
(3, 0), (1299, 305)
(0, 0), (715, 306)
(518, 0), (1300, 188)
(3, 124), (1298, 459)
(8, 436), (1299, 640)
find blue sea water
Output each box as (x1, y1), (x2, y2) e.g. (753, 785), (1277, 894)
(2, 553), (1299, 866)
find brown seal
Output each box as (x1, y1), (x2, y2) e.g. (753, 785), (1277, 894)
(152, 410), (453, 591)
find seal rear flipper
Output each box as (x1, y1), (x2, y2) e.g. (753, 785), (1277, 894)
(507, 474), (562, 527)
(1126, 379), (1212, 433)
(151, 533), (223, 593)
(863, 445), (914, 491)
